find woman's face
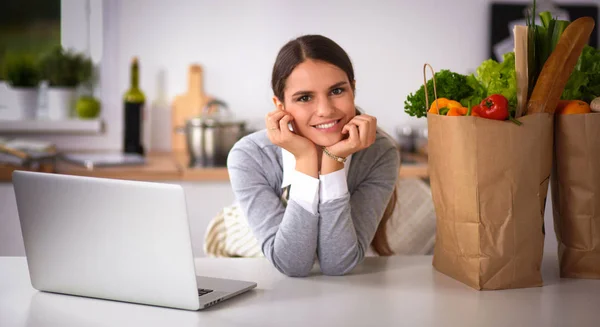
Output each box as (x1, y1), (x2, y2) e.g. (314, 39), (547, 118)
(273, 59), (356, 147)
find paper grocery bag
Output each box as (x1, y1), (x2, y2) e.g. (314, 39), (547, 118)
(428, 113), (554, 290)
(551, 113), (600, 279)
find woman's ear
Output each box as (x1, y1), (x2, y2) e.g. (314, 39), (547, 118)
(272, 96), (285, 111)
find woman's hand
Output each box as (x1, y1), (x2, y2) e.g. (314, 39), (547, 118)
(266, 110), (318, 178)
(325, 114), (377, 159)
(266, 110), (316, 158)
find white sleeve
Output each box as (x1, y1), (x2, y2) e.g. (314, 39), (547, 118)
(319, 169), (349, 203)
(288, 170), (320, 215)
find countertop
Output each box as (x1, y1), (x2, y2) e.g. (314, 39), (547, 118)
(1, 254), (598, 326)
(1, 152), (428, 183)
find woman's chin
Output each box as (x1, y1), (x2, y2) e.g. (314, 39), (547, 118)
(310, 133), (344, 147)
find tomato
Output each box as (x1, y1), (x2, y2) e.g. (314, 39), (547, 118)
(476, 94), (509, 120)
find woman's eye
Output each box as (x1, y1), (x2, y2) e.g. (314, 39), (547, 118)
(331, 88), (344, 95)
(297, 95), (311, 102)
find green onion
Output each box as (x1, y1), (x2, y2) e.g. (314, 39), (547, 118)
(509, 116), (523, 126)
(551, 20), (570, 52)
(540, 11), (553, 28)
(466, 100), (472, 116)
(536, 26), (550, 73)
(527, 0), (537, 99)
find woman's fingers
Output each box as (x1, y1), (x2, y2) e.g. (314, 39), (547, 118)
(266, 111), (286, 131)
(279, 114), (294, 137)
(342, 123), (358, 146)
(352, 118), (369, 146)
(352, 115), (377, 144)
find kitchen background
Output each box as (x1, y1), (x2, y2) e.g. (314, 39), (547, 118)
(1, 0), (599, 256)
(2, 0), (596, 151)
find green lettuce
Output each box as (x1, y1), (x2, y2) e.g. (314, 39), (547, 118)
(471, 52), (517, 110)
(459, 74), (486, 108)
(562, 45), (600, 103)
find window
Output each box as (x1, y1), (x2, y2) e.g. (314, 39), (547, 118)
(0, 0), (61, 78)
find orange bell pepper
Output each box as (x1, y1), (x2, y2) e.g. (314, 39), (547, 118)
(447, 106), (468, 116)
(428, 98), (450, 114)
(446, 100), (462, 109)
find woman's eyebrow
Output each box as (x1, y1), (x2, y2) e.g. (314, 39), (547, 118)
(291, 90), (313, 97)
(328, 81), (348, 89)
(291, 81), (348, 98)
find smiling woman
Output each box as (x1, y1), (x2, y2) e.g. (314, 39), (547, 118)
(227, 35), (399, 277)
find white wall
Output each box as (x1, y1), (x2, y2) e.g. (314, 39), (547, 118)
(109, 0), (599, 152)
(115, 0), (490, 148)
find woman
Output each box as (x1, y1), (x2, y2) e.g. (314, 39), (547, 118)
(227, 34), (399, 277)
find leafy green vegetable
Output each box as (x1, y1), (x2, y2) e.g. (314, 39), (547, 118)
(403, 70), (474, 118)
(461, 74), (485, 108)
(403, 53), (518, 118)
(527, 0), (538, 98)
(562, 45), (600, 103)
(551, 20), (569, 52)
(526, 2), (571, 100)
(471, 52), (518, 110)
(540, 11), (553, 29)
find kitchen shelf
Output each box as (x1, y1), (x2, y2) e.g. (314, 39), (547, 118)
(0, 119), (104, 134)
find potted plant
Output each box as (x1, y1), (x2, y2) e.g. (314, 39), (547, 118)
(1, 53), (41, 120)
(39, 46), (92, 120)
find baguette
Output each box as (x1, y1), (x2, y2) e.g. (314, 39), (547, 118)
(527, 17), (595, 114)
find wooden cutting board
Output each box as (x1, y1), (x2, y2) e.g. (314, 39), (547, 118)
(171, 64), (213, 153)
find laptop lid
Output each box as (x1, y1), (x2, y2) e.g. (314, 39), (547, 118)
(13, 171), (201, 310)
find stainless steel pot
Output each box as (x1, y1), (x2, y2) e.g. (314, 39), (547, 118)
(183, 100), (246, 167)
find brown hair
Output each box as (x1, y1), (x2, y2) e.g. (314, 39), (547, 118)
(271, 34), (397, 256)
(271, 35), (355, 101)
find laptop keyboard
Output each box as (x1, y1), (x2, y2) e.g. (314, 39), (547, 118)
(198, 288), (214, 297)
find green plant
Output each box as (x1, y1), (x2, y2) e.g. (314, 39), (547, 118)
(39, 46), (93, 87)
(2, 52), (41, 87)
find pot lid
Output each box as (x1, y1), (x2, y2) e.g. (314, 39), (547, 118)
(186, 99), (244, 127)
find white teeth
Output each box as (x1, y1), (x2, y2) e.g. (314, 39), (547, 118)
(314, 121), (338, 129)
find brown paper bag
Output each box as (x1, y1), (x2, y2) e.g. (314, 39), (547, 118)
(551, 113), (600, 279)
(428, 113), (554, 290)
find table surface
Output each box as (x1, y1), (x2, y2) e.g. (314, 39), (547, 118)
(1, 254), (598, 327)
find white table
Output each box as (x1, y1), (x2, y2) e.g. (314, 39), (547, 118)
(1, 255), (599, 327)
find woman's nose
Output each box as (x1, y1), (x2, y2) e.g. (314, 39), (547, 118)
(316, 98), (336, 116)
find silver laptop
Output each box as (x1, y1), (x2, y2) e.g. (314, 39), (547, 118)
(12, 170), (256, 311)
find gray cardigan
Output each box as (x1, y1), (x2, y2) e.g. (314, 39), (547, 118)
(227, 130), (399, 276)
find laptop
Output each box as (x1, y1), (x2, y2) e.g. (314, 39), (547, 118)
(12, 170), (256, 310)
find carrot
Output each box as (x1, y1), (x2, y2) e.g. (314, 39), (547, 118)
(526, 17), (595, 114)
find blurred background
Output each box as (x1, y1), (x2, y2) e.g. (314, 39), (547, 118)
(0, 0), (595, 152)
(0, 0), (598, 257)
